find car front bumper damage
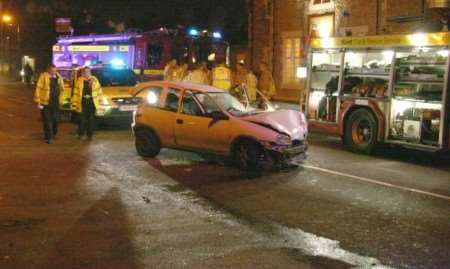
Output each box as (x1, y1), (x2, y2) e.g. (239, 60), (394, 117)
(262, 142), (308, 168)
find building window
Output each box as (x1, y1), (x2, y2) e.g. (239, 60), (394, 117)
(313, 0), (331, 4)
(282, 37), (301, 85)
(308, 0), (334, 15)
(309, 14), (334, 38)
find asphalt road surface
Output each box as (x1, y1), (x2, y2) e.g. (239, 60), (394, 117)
(1, 81), (449, 269)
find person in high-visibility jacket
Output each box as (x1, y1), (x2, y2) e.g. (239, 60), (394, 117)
(72, 67), (103, 140)
(200, 62), (212, 84)
(183, 63), (210, 85)
(212, 62), (232, 91)
(34, 64), (65, 144)
(258, 63), (276, 99)
(232, 63), (248, 88)
(172, 63), (188, 82)
(163, 59), (177, 81)
(244, 70), (258, 103)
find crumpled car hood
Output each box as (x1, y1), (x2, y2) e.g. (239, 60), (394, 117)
(242, 109), (307, 140)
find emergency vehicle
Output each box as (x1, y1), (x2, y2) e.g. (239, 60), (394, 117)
(305, 32), (450, 154)
(52, 28), (229, 80)
(57, 67), (76, 111)
(57, 64), (140, 121)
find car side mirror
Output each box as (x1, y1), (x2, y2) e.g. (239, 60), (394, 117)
(209, 110), (229, 121)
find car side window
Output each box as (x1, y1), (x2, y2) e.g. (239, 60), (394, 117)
(182, 92), (203, 116)
(164, 88), (181, 112)
(195, 93), (221, 114)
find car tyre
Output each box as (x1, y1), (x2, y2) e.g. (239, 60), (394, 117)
(234, 140), (264, 175)
(135, 128), (161, 158)
(344, 109), (378, 154)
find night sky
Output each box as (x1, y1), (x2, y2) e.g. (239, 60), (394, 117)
(5, 0), (247, 67)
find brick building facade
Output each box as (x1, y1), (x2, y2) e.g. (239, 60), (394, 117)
(248, 0), (450, 102)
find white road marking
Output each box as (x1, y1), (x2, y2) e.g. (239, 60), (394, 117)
(303, 165), (450, 202)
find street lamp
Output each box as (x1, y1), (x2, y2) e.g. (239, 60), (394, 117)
(0, 14), (19, 74)
(2, 14), (12, 23)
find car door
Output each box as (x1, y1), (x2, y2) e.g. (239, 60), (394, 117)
(174, 90), (232, 155)
(136, 85), (181, 147)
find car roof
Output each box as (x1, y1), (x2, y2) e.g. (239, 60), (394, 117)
(137, 81), (224, 93)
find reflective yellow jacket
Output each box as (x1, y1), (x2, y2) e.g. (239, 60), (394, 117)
(258, 70), (276, 97)
(245, 72), (258, 102)
(34, 72), (65, 105)
(212, 65), (232, 91)
(72, 76), (103, 113)
(183, 69), (210, 85)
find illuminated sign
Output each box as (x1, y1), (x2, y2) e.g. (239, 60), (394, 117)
(68, 45), (111, 52)
(143, 69), (164, 75)
(311, 32), (450, 49)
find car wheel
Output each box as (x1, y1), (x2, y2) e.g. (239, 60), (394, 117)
(135, 128), (161, 158)
(235, 140), (264, 174)
(344, 109), (378, 154)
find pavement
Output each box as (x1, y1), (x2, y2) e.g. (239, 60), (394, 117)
(0, 81), (450, 269)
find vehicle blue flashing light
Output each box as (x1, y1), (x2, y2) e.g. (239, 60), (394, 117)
(212, 32), (222, 39)
(189, 28), (200, 36)
(110, 58), (126, 68)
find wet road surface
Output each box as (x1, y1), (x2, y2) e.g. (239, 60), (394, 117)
(0, 82), (449, 269)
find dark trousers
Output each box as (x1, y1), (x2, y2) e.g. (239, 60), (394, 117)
(78, 99), (96, 137)
(41, 105), (59, 141)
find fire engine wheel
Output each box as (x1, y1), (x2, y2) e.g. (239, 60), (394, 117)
(344, 109), (378, 154)
(135, 128), (160, 158)
(234, 140), (264, 174)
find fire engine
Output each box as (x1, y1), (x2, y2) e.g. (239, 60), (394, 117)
(52, 28), (229, 80)
(305, 32), (450, 154)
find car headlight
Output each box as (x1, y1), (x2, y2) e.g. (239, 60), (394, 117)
(275, 134), (291, 146)
(146, 91), (158, 105)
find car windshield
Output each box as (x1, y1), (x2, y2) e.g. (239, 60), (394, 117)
(57, 69), (72, 81)
(194, 92), (247, 116)
(92, 68), (137, 87)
